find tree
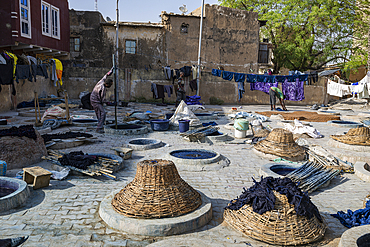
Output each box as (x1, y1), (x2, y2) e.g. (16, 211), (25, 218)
(220, 0), (370, 73)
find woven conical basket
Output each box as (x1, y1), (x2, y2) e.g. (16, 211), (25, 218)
(112, 159), (202, 219)
(331, 127), (370, 145)
(254, 128), (306, 159)
(224, 191), (327, 246)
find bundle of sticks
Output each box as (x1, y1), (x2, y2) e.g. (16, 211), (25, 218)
(307, 149), (353, 173)
(180, 125), (219, 142)
(286, 160), (341, 193)
(42, 150), (118, 179)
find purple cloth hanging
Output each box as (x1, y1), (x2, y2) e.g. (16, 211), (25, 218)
(250, 81), (278, 94)
(282, 80), (305, 101)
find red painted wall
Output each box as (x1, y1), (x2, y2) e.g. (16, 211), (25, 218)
(0, 0), (69, 52)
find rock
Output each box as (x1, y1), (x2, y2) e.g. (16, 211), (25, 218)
(0, 129), (47, 169)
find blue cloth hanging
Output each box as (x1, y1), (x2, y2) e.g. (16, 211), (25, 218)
(212, 68), (222, 77)
(222, 71), (234, 81)
(246, 74), (257, 83)
(234, 73), (246, 83)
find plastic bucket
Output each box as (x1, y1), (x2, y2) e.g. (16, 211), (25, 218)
(0, 160), (7, 176)
(234, 119), (249, 131)
(234, 129), (246, 138)
(178, 119), (190, 133)
(165, 113), (174, 119)
(150, 119), (170, 131)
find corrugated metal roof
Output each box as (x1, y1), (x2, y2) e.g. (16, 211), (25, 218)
(318, 69), (340, 77)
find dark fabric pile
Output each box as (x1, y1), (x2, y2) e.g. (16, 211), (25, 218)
(42, 131), (93, 143)
(226, 176), (322, 222)
(58, 151), (98, 170)
(331, 202), (370, 228)
(17, 100), (46, 109)
(0, 125), (37, 140)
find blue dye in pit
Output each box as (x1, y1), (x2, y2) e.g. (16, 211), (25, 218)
(129, 139), (156, 145)
(0, 187), (15, 198)
(72, 119), (98, 123)
(331, 120), (360, 124)
(270, 165), (297, 176)
(357, 233), (370, 247)
(171, 150), (217, 159)
(207, 131), (223, 136)
(195, 113), (214, 116)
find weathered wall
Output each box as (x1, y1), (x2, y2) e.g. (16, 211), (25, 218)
(162, 4), (260, 72)
(0, 76), (59, 112)
(102, 24), (165, 69)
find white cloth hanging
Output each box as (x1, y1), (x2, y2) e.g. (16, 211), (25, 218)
(327, 79), (351, 97)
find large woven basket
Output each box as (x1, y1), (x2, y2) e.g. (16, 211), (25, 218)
(331, 126), (370, 146)
(254, 128), (306, 159)
(112, 159), (202, 219)
(224, 191), (327, 246)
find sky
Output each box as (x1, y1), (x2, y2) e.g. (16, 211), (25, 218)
(68, 0), (221, 23)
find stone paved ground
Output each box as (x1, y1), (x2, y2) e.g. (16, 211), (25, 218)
(1, 103), (369, 246)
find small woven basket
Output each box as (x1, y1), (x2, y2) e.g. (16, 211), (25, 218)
(224, 191), (327, 246)
(331, 127), (370, 145)
(254, 128), (306, 159)
(112, 159), (202, 219)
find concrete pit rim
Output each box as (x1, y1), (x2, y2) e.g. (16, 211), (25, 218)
(0, 177), (30, 212)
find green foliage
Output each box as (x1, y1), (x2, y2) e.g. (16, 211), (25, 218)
(209, 96), (224, 105)
(220, 0), (370, 72)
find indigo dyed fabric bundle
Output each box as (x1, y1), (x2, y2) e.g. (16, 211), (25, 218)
(58, 151), (98, 170)
(0, 125), (37, 140)
(226, 176), (322, 221)
(331, 202), (370, 228)
(42, 131), (93, 143)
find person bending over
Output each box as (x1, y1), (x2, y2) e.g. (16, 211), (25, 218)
(269, 86), (287, 111)
(90, 69), (113, 133)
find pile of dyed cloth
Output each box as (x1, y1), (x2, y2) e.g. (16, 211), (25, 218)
(226, 176), (322, 222)
(185, 95), (201, 105)
(58, 151), (98, 170)
(331, 201), (370, 228)
(0, 125), (37, 140)
(42, 131), (93, 143)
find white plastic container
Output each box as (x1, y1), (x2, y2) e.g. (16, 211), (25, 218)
(234, 129), (246, 138)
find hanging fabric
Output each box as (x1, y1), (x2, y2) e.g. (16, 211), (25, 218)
(212, 69), (222, 77)
(327, 79), (351, 97)
(222, 71), (234, 81)
(282, 80), (305, 101)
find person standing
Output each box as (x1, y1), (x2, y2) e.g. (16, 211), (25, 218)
(269, 86), (287, 111)
(90, 69), (113, 133)
(176, 71), (186, 106)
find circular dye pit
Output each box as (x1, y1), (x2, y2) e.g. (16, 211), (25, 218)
(165, 149), (228, 171)
(339, 225), (370, 247)
(328, 120), (363, 128)
(170, 150), (217, 159)
(357, 233), (370, 247)
(72, 119), (98, 127)
(126, 138), (164, 151)
(0, 177), (30, 212)
(259, 163), (301, 178)
(104, 124), (148, 135)
(354, 162), (370, 182)
(270, 165), (297, 176)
